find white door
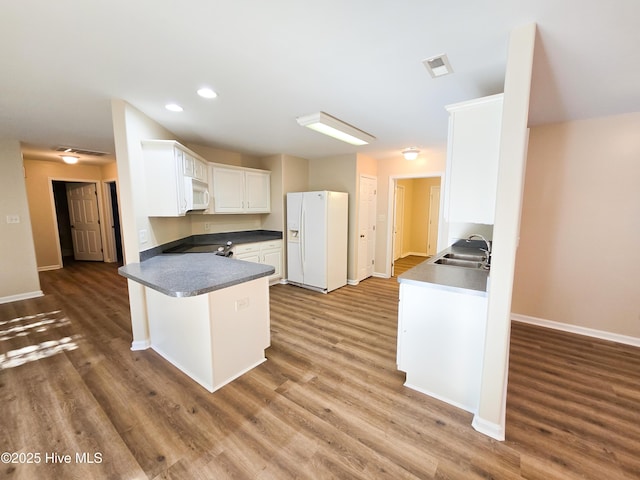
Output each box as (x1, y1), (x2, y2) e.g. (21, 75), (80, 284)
(302, 192), (327, 289)
(66, 182), (103, 261)
(358, 176), (377, 281)
(286, 193), (303, 284)
(427, 186), (440, 256)
(393, 184), (405, 261)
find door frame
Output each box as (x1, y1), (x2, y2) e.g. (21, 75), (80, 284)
(427, 185), (441, 256)
(386, 173), (444, 278)
(102, 178), (123, 263)
(47, 176), (109, 269)
(393, 184), (405, 262)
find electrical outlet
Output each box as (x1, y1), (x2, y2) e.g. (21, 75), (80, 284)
(235, 297), (250, 311)
(139, 229), (148, 244)
(204, 222), (211, 232)
(6, 215), (20, 224)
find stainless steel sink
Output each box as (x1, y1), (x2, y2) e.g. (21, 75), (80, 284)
(443, 252), (486, 262)
(434, 258), (485, 269)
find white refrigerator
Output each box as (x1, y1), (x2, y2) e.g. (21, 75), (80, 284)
(286, 191), (348, 293)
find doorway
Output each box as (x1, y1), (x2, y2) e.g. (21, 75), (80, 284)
(51, 179), (122, 266)
(52, 181), (104, 264)
(388, 175), (442, 277)
(104, 181), (123, 263)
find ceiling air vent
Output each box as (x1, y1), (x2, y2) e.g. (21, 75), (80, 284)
(54, 146), (109, 157)
(422, 54), (453, 78)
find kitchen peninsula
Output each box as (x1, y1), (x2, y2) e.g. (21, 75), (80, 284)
(396, 240), (490, 413)
(119, 253), (274, 393)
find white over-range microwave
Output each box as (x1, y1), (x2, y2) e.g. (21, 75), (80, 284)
(184, 177), (210, 212)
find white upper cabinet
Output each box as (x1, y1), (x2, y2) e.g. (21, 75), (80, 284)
(210, 164), (271, 214)
(444, 94), (504, 225)
(141, 140), (210, 217)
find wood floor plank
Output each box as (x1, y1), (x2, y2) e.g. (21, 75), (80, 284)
(1, 260), (639, 479)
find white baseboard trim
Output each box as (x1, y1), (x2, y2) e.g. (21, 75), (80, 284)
(511, 313), (640, 348)
(472, 415), (505, 441)
(0, 290), (44, 304)
(373, 272), (390, 279)
(347, 279), (359, 286)
(130, 339), (151, 351)
(38, 264), (61, 272)
(402, 252), (428, 258)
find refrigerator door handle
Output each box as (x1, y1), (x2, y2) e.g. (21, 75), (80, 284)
(300, 206), (305, 276)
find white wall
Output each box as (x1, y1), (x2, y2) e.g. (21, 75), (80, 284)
(513, 112), (640, 340)
(0, 139), (42, 303)
(473, 23), (536, 441)
(111, 99), (185, 349)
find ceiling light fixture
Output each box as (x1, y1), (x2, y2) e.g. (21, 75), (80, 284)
(61, 155), (79, 164)
(402, 148), (420, 161)
(296, 111), (375, 146)
(165, 103), (183, 112)
(197, 87), (218, 99)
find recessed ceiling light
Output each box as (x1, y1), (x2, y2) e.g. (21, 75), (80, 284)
(197, 87), (218, 99)
(165, 103), (183, 112)
(61, 155), (79, 164)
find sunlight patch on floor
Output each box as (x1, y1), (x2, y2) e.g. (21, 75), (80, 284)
(0, 310), (80, 369)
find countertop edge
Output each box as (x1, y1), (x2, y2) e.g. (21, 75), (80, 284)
(397, 246), (490, 294)
(118, 254), (275, 297)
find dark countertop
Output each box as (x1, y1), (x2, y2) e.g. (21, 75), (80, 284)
(119, 253), (275, 297)
(140, 230), (283, 261)
(398, 244), (490, 295)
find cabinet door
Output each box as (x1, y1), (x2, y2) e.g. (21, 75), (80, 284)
(194, 158), (207, 181)
(212, 167), (245, 213)
(245, 171), (270, 213)
(262, 248), (282, 278)
(445, 94), (503, 224)
(182, 151), (195, 177)
(235, 252), (261, 263)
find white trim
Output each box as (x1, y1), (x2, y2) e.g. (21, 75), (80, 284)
(347, 279), (359, 286)
(511, 313), (640, 348)
(0, 290), (44, 304)
(471, 415), (505, 441)
(372, 272), (389, 279)
(37, 264), (62, 272)
(402, 252), (428, 258)
(130, 339), (151, 351)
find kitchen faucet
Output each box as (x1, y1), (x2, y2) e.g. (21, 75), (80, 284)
(467, 234), (491, 268)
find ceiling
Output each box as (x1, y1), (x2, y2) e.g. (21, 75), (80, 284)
(2, 1), (640, 166)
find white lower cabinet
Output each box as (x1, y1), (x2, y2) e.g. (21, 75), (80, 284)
(234, 240), (282, 284)
(397, 282), (488, 413)
(145, 277), (270, 392)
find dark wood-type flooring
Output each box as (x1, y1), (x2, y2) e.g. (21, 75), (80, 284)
(1, 260), (639, 479)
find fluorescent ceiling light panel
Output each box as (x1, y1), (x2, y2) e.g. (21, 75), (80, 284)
(296, 112), (375, 146)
